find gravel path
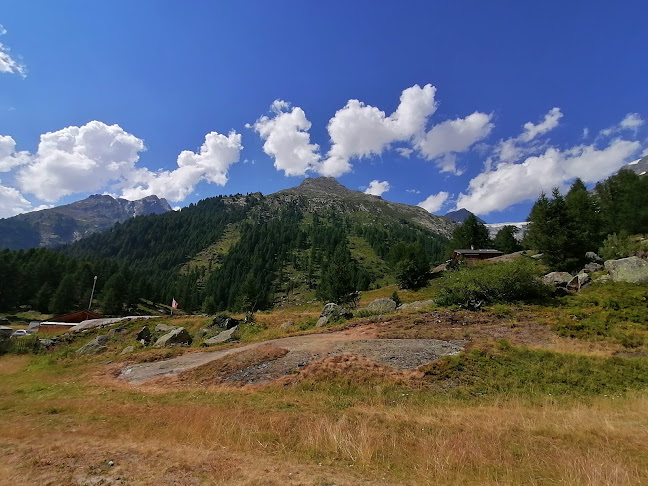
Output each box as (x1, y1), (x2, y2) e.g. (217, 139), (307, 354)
(119, 328), (464, 385)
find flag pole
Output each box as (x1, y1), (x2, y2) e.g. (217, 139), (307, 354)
(88, 276), (98, 311)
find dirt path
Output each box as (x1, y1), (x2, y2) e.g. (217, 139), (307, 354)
(119, 325), (464, 385)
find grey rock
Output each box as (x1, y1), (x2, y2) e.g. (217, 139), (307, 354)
(366, 298), (397, 314)
(542, 272), (573, 287)
(38, 338), (56, 348)
(155, 323), (178, 333)
(316, 303), (352, 327)
(120, 345), (135, 355)
(595, 274), (611, 283)
(605, 257), (648, 283)
(202, 326), (238, 346)
(76, 335), (109, 355)
(280, 321), (295, 329)
(583, 262), (603, 273)
(399, 299), (436, 311)
(531, 253), (544, 260)
(568, 272), (591, 291)
(211, 314), (239, 329)
(136, 326), (152, 345)
(585, 251), (604, 263)
(153, 327), (193, 348)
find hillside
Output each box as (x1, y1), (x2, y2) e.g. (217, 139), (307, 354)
(444, 207), (485, 224)
(0, 194), (172, 250)
(53, 179), (453, 313)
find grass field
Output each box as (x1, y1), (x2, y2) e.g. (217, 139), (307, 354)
(1, 280), (648, 485)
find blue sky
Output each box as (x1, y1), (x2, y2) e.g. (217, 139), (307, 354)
(1, 1), (647, 222)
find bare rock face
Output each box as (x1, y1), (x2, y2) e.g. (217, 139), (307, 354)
(605, 257), (648, 283)
(154, 328), (193, 348)
(542, 272), (573, 287)
(202, 326), (238, 346)
(567, 272), (592, 291)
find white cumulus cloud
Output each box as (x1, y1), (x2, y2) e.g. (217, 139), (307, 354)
(601, 113), (645, 137)
(418, 191), (449, 213)
(456, 138), (641, 215)
(122, 131), (242, 201)
(364, 180), (390, 196)
(249, 101), (320, 176)
(0, 25), (26, 77)
(0, 180), (32, 218)
(494, 107), (563, 163)
(518, 107), (563, 143)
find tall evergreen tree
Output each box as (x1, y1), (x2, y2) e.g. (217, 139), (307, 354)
(49, 275), (77, 315)
(317, 243), (356, 304)
(449, 214), (491, 251)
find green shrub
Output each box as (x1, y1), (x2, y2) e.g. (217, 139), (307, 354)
(437, 259), (551, 310)
(599, 232), (636, 260)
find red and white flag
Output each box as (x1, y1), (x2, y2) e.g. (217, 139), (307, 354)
(171, 298), (178, 309)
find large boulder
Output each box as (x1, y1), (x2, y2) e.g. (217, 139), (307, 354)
(76, 335), (109, 355)
(399, 299), (436, 311)
(605, 257), (648, 283)
(365, 298), (397, 314)
(542, 272), (573, 287)
(202, 326), (238, 346)
(153, 327), (193, 348)
(316, 303), (352, 327)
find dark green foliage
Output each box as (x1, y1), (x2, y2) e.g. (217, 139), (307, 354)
(423, 342), (648, 397)
(492, 226), (522, 254)
(598, 231), (636, 260)
(595, 169), (648, 235)
(101, 272), (128, 315)
(437, 259), (550, 309)
(317, 243), (358, 304)
(49, 275), (77, 315)
(449, 214), (491, 251)
(390, 242), (430, 289)
(391, 290), (401, 307)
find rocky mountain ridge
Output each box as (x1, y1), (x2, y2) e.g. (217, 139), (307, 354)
(0, 194), (172, 250)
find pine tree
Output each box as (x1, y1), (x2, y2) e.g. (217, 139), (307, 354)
(493, 226), (522, 254)
(449, 214), (491, 251)
(49, 275), (77, 315)
(317, 243), (356, 304)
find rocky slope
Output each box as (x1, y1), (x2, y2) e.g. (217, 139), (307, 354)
(624, 155), (648, 176)
(0, 194), (172, 250)
(270, 177), (457, 238)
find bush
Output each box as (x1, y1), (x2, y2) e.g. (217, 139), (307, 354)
(437, 259), (551, 310)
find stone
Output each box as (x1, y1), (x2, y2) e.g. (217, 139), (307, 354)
(76, 335), (109, 355)
(567, 272), (591, 291)
(136, 326), (152, 345)
(153, 327), (193, 347)
(365, 298), (397, 314)
(585, 251), (604, 263)
(211, 314), (239, 330)
(583, 262), (603, 273)
(155, 323), (178, 333)
(398, 299), (436, 311)
(316, 303), (352, 327)
(120, 345), (135, 355)
(38, 338), (56, 348)
(280, 321), (295, 329)
(531, 253), (544, 260)
(605, 257), (648, 283)
(595, 274), (611, 283)
(542, 272), (573, 287)
(202, 326), (238, 346)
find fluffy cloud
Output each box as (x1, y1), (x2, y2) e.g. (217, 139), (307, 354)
(456, 138), (640, 215)
(5, 121), (241, 205)
(249, 101), (320, 176)
(364, 180), (390, 196)
(122, 130), (242, 201)
(494, 108), (563, 163)
(518, 107), (563, 142)
(0, 25), (26, 77)
(418, 191), (449, 213)
(253, 84), (492, 178)
(0, 180), (32, 218)
(601, 113), (645, 136)
(414, 112), (494, 172)
(17, 121), (146, 202)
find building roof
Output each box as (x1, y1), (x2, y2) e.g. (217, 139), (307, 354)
(48, 310), (102, 323)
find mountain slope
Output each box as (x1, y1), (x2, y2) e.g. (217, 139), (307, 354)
(624, 155), (648, 176)
(0, 194), (172, 250)
(444, 208), (485, 224)
(271, 178), (457, 238)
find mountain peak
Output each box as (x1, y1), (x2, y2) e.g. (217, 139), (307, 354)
(297, 177), (351, 195)
(444, 208), (485, 224)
